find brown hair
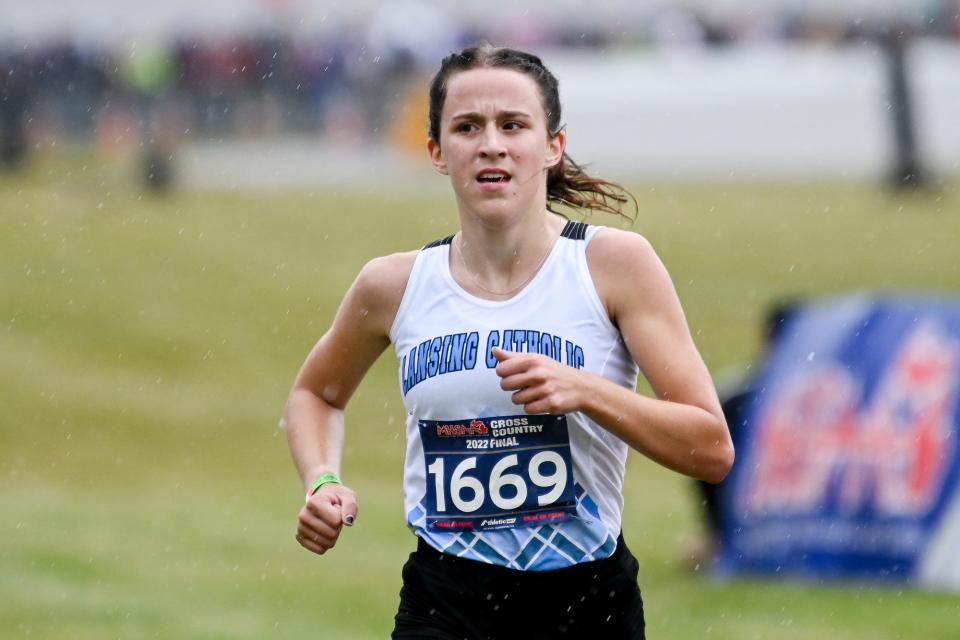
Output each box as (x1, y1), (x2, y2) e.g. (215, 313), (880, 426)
(428, 43), (636, 220)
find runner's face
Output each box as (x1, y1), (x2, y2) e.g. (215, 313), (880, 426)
(428, 68), (564, 221)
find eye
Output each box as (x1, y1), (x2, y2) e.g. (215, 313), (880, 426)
(502, 121), (524, 131)
(454, 121), (478, 133)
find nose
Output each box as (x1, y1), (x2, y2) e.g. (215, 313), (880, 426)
(478, 124), (507, 158)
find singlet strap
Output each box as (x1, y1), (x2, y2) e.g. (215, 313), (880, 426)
(422, 235), (454, 250)
(560, 220), (589, 240)
(425, 224), (585, 249)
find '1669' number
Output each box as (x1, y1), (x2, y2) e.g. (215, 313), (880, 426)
(426, 452), (567, 513)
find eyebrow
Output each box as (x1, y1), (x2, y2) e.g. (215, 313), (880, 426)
(449, 110), (534, 121)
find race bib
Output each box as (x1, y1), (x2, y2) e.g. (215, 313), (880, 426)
(418, 414), (577, 532)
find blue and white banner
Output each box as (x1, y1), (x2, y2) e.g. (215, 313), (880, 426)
(719, 294), (960, 589)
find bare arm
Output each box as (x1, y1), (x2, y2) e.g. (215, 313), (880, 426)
(286, 251), (415, 553)
(494, 229), (733, 483)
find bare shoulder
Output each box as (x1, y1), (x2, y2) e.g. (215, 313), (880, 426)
(350, 250), (419, 335)
(585, 227), (671, 319)
(355, 250), (418, 299)
(586, 226), (658, 274)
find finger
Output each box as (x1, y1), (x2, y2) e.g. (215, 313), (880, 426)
(299, 509), (341, 540)
(297, 519), (338, 547)
(523, 399), (550, 415)
(511, 386), (544, 406)
(491, 346), (514, 362)
(296, 533), (335, 555)
(494, 353), (532, 378)
(297, 528), (337, 554)
(305, 496), (345, 528)
(295, 530), (333, 554)
(499, 372), (533, 391)
(338, 491), (359, 527)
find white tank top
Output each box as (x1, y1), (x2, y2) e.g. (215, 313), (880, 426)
(389, 221), (640, 571)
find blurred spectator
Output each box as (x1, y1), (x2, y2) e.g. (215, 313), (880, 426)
(649, 8), (709, 50)
(686, 300), (799, 569)
(0, 52), (31, 169)
(2, 4), (958, 159)
(362, 1), (462, 136)
(124, 41), (179, 191)
(882, 24), (925, 188)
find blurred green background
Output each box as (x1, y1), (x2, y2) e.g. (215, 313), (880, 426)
(2, 153), (958, 638)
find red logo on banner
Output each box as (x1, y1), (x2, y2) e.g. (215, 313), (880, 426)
(747, 321), (959, 517)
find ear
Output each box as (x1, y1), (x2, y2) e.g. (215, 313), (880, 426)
(545, 129), (565, 169)
(427, 138), (448, 175)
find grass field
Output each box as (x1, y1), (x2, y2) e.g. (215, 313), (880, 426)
(2, 151), (959, 639)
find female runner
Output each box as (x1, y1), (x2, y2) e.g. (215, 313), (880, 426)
(286, 44), (734, 639)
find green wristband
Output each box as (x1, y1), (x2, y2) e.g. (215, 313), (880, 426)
(309, 472), (342, 496)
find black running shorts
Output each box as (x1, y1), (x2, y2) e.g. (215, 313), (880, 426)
(392, 533), (645, 639)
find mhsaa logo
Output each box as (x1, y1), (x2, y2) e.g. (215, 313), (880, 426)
(436, 420), (489, 437)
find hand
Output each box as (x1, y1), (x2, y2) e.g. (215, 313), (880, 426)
(295, 483), (358, 555)
(492, 347), (588, 415)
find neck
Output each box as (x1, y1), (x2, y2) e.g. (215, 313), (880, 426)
(452, 206), (567, 298)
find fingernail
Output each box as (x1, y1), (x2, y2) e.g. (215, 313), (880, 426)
(344, 514), (355, 526)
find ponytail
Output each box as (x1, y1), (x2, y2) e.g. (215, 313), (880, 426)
(547, 152), (636, 220)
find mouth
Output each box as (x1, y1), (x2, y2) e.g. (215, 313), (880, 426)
(476, 169), (512, 185)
